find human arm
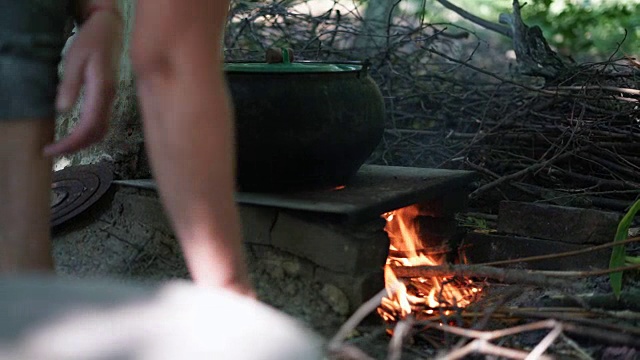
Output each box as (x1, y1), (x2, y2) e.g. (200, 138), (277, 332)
(130, 0), (253, 295)
(44, 0), (123, 156)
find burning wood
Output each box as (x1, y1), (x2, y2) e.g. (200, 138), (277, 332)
(378, 205), (482, 322)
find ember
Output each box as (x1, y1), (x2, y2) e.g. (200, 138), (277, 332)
(378, 204), (481, 322)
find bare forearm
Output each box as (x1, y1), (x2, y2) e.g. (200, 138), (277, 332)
(137, 72), (248, 290)
(131, 0), (251, 293)
(136, 61), (238, 244)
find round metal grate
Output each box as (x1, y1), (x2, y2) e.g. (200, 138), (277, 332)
(51, 163), (113, 227)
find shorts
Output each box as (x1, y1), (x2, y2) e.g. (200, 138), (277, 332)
(0, 1), (70, 120)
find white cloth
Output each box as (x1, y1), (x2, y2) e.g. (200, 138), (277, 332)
(0, 276), (324, 360)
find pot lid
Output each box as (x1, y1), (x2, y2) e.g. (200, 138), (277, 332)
(224, 48), (363, 73)
(224, 62), (361, 73)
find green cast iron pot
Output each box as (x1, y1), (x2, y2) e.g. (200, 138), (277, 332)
(225, 52), (385, 192)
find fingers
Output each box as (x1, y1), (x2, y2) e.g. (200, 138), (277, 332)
(55, 42), (87, 113)
(44, 56), (116, 157)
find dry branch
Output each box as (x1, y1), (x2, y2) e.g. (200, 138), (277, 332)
(226, 0), (640, 213)
(391, 264), (577, 289)
(434, 0), (511, 38)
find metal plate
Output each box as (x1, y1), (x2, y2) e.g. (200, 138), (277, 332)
(236, 165), (477, 222)
(112, 165), (477, 223)
(51, 164), (113, 227)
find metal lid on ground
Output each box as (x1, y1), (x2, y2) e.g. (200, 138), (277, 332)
(51, 163), (113, 227)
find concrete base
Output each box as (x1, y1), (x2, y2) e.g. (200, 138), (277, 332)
(52, 186), (359, 335)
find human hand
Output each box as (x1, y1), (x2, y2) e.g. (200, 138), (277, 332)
(44, 9), (123, 157)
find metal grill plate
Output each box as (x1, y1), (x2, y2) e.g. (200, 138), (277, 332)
(51, 164), (113, 227)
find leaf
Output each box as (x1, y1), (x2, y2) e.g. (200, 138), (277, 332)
(626, 256), (640, 265)
(610, 199), (640, 299)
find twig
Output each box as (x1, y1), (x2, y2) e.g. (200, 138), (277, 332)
(328, 289), (387, 352)
(327, 344), (375, 360)
(559, 334), (594, 360)
(427, 320), (558, 360)
(463, 212), (498, 221)
(541, 291), (640, 312)
(451, 286), (524, 354)
(438, 339), (544, 360)
(554, 85), (640, 96)
(565, 323), (640, 348)
(504, 309), (640, 339)
(526, 323), (563, 360)
(549, 263), (640, 277)
(391, 264), (577, 289)
(434, 0), (511, 37)
(387, 316), (414, 360)
(470, 146), (590, 199)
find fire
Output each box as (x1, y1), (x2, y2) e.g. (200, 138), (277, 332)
(378, 204), (481, 321)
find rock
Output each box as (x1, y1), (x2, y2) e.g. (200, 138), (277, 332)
(270, 212), (389, 275)
(283, 282), (298, 297)
(320, 284), (350, 316)
(281, 260), (301, 277)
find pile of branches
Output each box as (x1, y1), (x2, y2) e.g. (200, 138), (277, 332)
(225, 0), (640, 213)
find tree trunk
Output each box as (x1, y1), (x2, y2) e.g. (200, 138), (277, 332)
(354, 0), (397, 55)
(56, 0), (149, 179)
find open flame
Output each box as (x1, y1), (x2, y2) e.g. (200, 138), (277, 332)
(378, 204), (481, 322)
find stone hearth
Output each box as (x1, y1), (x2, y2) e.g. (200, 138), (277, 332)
(52, 165), (475, 334)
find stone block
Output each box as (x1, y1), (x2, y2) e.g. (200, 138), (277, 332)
(315, 267), (384, 312)
(270, 212), (389, 274)
(498, 201), (622, 245)
(320, 284), (350, 316)
(462, 233), (610, 271)
(248, 244), (316, 280)
(239, 205), (278, 245)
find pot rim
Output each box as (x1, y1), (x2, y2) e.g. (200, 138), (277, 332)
(224, 60), (365, 74)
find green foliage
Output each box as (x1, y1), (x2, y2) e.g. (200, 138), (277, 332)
(399, 0), (639, 58)
(610, 199), (640, 299)
(456, 215), (494, 233)
(521, 0), (639, 57)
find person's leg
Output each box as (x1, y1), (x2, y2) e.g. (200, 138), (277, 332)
(0, 119), (55, 272)
(0, 1), (69, 272)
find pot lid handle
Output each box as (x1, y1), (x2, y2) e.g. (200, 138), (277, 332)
(265, 48), (294, 64)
